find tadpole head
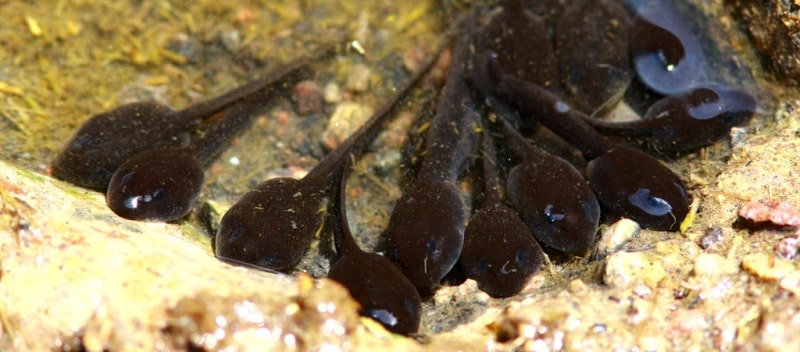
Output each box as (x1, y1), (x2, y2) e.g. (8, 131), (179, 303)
(52, 102), (183, 191)
(328, 252), (422, 335)
(106, 148), (204, 222)
(506, 157), (600, 255)
(460, 206), (544, 298)
(214, 178), (324, 272)
(384, 178), (466, 298)
(642, 83), (757, 151)
(587, 146), (690, 231)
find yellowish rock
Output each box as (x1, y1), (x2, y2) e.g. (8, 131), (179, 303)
(693, 253), (739, 277)
(604, 251), (667, 288)
(741, 252), (797, 281)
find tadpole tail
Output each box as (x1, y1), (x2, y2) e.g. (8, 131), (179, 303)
(302, 39), (449, 188)
(329, 154), (362, 258)
(173, 43), (339, 126)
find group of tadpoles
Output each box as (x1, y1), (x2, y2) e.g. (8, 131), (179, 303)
(52, 0), (756, 336)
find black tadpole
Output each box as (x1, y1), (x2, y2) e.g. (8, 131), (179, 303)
(52, 45), (335, 192)
(102, 47), (337, 222)
(458, 126), (544, 298)
(383, 20), (483, 298)
(214, 44), (445, 272)
(326, 158), (422, 336)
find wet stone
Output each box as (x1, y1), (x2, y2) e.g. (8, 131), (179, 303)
(700, 226), (724, 249)
(593, 218), (641, 260)
(292, 80), (324, 115)
(322, 102), (374, 149)
(603, 251), (667, 289)
(741, 252), (797, 281)
(692, 253), (738, 277)
(345, 63), (371, 93)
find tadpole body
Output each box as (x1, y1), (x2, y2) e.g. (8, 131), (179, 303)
(496, 109), (600, 255)
(479, 0), (560, 93)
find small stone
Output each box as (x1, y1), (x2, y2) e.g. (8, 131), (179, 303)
(292, 80), (323, 115)
(700, 227), (724, 249)
(323, 82), (342, 103)
(345, 64), (371, 92)
(165, 33), (201, 64)
(322, 102), (374, 149)
(604, 251), (667, 288)
(729, 126), (748, 148)
(373, 149), (402, 173)
(568, 279), (588, 293)
(779, 270), (800, 295)
(220, 29), (241, 52)
(742, 252), (797, 281)
(775, 235), (799, 260)
(593, 218), (640, 260)
(632, 284), (652, 298)
(693, 253), (738, 277)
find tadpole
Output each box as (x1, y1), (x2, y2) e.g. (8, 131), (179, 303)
(327, 158), (422, 335)
(458, 126), (544, 298)
(555, 0), (632, 114)
(383, 24), (481, 298)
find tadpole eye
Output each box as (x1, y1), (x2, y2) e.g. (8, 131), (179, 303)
(516, 250), (531, 267)
(257, 252), (278, 268)
(226, 227), (245, 244)
(74, 134), (94, 148)
(119, 171), (134, 184)
(477, 258), (489, 274)
(151, 188), (167, 202)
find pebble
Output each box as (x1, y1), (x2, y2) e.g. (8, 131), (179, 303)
(603, 251), (666, 288)
(775, 235), (799, 260)
(292, 80), (323, 115)
(345, 63), (371, 93)
(778, 270), (800, 295)
(593, 218), (640, 260)
(322, 102), (374, 149)
(741, 252), (797, 281)
(692, 253), (738, 277)
(700, 227), (724, 249)
(323, 82), (342, 103)
(219, 29), (241, 52)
